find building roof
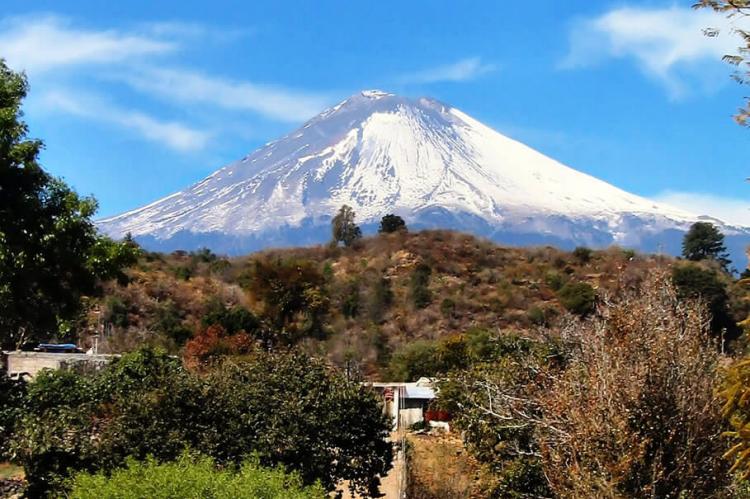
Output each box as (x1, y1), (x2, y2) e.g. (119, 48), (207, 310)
(402, 385), (436, 399)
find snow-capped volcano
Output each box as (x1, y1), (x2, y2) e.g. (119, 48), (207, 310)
(98, 90), (750, 262)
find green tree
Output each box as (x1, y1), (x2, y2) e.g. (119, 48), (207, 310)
(378, 214), (407, 233)
(331, 205), (362, 247)
(672, 263), (737, 338)
(388, 340), (439, 381)
(682, 221), (731, 270)
(11, 348), (393, 497)
(242, 257), (329, 342)
(0, 60), (138, 348)
(201, 297), (260, 335)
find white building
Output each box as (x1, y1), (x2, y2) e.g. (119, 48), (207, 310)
(369, 377), (438, 430)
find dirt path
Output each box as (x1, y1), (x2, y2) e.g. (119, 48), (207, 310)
(378, 441), (404, 499)
(339, 433), (404, 499)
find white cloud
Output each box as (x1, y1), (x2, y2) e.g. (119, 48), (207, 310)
(38, 90), (211, 152)
(119, 67), (331, 123)
(562, 6), (749, 97)
(652, 190), (750, 226)
(400, 57), (496, 84)
(0, 13), (332, 153)
(0, 15), (175, 74)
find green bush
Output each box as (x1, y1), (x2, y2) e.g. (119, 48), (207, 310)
(544, 271), (565, 291)
(440, 298), (456, 318)
(557, 281), (595, 316)
(341, 280), (360, 318)
(410, 263), (432, 309)
(103, 296), (129, 328)
(378, 214), (407, 234)
(0, 374), (25, 459)
(672, 263), (737, 337)
(573, 246), (593, 264)
(367, 276), (393, 323)
(67, 454), (326, 499)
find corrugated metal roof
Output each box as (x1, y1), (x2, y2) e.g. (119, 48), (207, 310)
(403, 385), (436, 399)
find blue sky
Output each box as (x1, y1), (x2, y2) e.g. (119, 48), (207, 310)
(2, 1), (749, 223)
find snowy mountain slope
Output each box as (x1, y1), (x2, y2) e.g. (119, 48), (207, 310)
(97, 90), (750, 262)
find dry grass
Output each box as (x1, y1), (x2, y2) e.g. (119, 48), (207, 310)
(83, 230), (671, 375)
(0, 462), (23, 480)
(406, 433), (483, 499)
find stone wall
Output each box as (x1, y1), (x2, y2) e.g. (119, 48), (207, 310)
(2, 352), (117, 379)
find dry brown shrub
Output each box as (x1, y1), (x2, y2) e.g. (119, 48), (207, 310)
(540, 271), (729, 498)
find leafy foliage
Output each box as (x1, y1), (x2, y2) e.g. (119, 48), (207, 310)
(556, 281), (595, 316)
(444, 274), (729, 498)
(378, 214), (407, 233)
(241, 257), (329, 342)
(694, 1), (750, 126)
(0, 373), (25, 459)
(410, 262), (432, 309)
(331, 204), (362, 247)
(67, 454), (326, 499)
(435, 333), (559, 498)
(10, 348), (392, 497)
(572, 246), (592, 263)
(719, 357), (750, 481)
(672, 263), (737, 338)
(0, 59), (138, 347)
(682, 221), (731, 270)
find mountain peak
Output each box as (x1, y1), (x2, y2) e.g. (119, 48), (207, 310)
(97, 92), (749, 259)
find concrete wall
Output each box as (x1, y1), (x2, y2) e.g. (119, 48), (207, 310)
(3, 352), (116, 379)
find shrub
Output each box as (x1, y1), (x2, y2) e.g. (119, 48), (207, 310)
(544, 271), (565, 291)
(378, 214), (407, 234)
(367, 276), (393, 323)
(242, 257), (329, 341)
(572, 246), (592, 264)
(341, 280), (360, 318)
(67, 454), (326, 499)
(201, 298), (260, 335)
(672, 263), (737, 338)
(11, 348), (392, 497)
(388, 341), (439, 381)
(440, 298), (456, 318)
(0, 374), (25, 459)
(539, 274), (729, 497)
(410, 263), (432, 309)
(444, 274), (730, 498)
(103, 296), (129, 328)
(557, 281), (595, 316)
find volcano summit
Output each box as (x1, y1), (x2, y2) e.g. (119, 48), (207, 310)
(98, 90), (750, 261)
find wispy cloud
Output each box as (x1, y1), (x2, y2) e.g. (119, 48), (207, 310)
(561, 6), (749, 98)
(0, 14), (175, 74)
(400, 57), (496, 84)
(0, 13), (331, 151)
(38, 89), (211, 152)
(120, 67), (331, 123)
(652, 190), (750, 226)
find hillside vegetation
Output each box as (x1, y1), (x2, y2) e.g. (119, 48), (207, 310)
(76, 229), (723, 378)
